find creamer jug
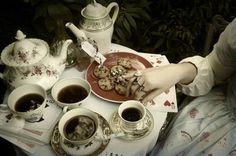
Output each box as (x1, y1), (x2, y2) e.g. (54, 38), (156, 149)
(79, 0), (119, 55)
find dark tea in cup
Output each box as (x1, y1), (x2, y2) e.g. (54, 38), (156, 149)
(121, 107), (142, 122)
(58, 85), (88, 104)
(7, 84), (47, 122)
(64, 115), (96, 141)
(51, 77), (91, 109)
(15, 93), (44, 112)
(118, 100), (146, 132)
(58, 107), (99, 145)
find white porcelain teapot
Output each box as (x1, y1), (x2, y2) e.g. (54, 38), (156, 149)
(0, 30), (72, 90)
(66, 0), (119, 55)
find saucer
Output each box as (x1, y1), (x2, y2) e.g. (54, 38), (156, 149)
(50, 114), (112, 156)
(109, 108), (154, 141)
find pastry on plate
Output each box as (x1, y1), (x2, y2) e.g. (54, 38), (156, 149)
(93, 65), (110, 78)
(117, 57), (132, 69)
(114, 83), (127, 95)
(98, 77), (114, 91)
(110, 65), (127, 76)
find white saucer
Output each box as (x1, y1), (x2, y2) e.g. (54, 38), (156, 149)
(50, 114), (112, 156)
(109, 108), (154, 141)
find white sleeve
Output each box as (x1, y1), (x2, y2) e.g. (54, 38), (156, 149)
(177, 56), (214, 96)
(177, 17), (236, 96)
(207, 18), (236, 81)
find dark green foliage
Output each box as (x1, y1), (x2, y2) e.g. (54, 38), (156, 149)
(6, 0), (236, 63)
(110, 0), (235, 62)
(144, 0), (235, 62)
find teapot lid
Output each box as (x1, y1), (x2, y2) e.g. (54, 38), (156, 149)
(1, 30), (49, 67)
(81, 0), (107, 19)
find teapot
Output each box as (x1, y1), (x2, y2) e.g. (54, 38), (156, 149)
(66, 0), (119, 55)
(0, 30), (72, 90)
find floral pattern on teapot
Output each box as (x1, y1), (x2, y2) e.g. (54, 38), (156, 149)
(1, 30), (72, 90)
(8, 46), (40, 65)
(6, 64), (60, 84)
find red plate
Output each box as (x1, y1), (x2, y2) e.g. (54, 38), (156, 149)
(85, 52), (153, 103)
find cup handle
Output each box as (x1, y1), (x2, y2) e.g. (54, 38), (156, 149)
(107, 2), (119, 23)
(63, 106), (69, 113)
(8, 115), (25, 131)
(134, 121), (149, 135)
(0, 104), (25, 130)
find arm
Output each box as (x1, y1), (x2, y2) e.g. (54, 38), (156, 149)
(126, 17), (236, 103)
(141, 62), (198, 103)
(176, 62), (197, 84)
(207, 18), (236, 82)
(125, 62), (198, 103)
(125, 55), (213, 103)
(179, 17), (236, 96)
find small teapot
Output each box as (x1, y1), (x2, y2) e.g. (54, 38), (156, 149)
(0, 30), (72, 90)
(67, 0), (119, 55)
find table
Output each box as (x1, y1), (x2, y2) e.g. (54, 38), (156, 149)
(6, 43), (176, 156)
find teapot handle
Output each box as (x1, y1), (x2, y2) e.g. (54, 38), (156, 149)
(107, 2), (119, 24)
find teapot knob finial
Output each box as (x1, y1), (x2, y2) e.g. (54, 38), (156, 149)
(15, 30), (26, 41)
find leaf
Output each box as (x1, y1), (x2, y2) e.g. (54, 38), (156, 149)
(128, 13), (141, 19)
(126, 8), (151, 20)
(114, 27), (126, 41)
(122, 17), (132, 37)
(125, 13), (137, 30)
(138, 10), (151, 20)
(152, 31), (165, 37)
(154, 38), (165, 49)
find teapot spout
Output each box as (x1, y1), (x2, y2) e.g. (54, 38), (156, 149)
(65, 22), (88, 40)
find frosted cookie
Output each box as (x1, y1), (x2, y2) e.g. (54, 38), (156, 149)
(98, 77), (114, 91)
(114, 83), (127, 95)
(117, 57), (132, 69)
(93, 65), (110, 78)
(110, 65), (127, 76)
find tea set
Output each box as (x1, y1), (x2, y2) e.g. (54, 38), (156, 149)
(0, 0), (118, 91)
(109, 100), (154, 141)
(69, 0), (119, 55)
(0, 1), (154, 155)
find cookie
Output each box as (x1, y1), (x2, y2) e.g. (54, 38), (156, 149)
(93, 65), (110, 78)
(117, 57), (132, 69)
(110, 65), (127, 76)
(98, 77), (114, 91)
(114, 83), (127, 95)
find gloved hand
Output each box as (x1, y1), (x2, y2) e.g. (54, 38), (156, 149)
(124, 63), (197, 104)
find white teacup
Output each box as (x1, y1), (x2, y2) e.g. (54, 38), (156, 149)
(58, 107), (99, 146)
(118, 100), (147, 132)
(51, 77), (91, 110)
(7, 84), (47, 123)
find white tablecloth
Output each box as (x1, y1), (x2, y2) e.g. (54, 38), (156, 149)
(21, 43), (174, 156)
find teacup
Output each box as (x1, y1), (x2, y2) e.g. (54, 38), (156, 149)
(58, 107), (99, 146)
(7, 84), (47, 123)
(51, 77), (91, 110)
(118, 100), (147, 132)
